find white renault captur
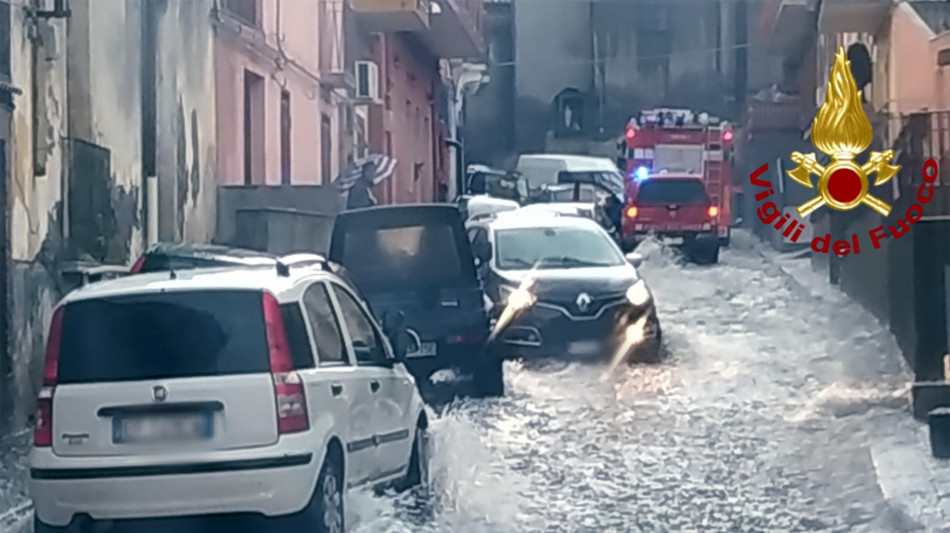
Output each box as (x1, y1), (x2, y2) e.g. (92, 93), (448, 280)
(30, 261), (429, 532)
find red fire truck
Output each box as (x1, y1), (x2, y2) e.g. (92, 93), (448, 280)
(620, 108), (734, 264)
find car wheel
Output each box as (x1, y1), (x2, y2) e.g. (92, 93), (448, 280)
(473, 358), (505, 397)
(398, 423), (431, 495)
(299, 448), (345, 533)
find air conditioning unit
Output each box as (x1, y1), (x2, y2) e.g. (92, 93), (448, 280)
(355, 61), (379, 101)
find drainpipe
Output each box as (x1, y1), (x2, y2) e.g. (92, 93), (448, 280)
(146, 176), (158, 247)
(446, 138), (463, 198)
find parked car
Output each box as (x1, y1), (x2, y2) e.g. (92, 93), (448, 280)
(464, 164), (528, 203)
(31, 263), (429, 533)
(466, 211), (661, 363)
(461, 195), (521, 226)
(329, 204), (503, 396)
(131, 242), (328, 273)
(515, 154), (624, 195)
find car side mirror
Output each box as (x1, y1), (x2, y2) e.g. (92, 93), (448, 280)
(625, 252), (644, 268)
(381, 310), (408, 361)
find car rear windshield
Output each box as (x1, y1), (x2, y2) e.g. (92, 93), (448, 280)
(57, 290), (269, 384)
(340, 224), (464, 288)
(636, 178), (709, 204)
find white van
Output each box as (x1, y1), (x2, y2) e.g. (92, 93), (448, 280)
(514, 154), (624, 193)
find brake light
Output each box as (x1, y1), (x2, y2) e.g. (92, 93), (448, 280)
(130, 255), (146, 274)
(262, 292), (309, 434)
(625, 127), (636, 140)
(625, 206), (638, 219)
(708, 206), (719, 218)
(35, 306), (64, 447)
(723, 129), (733, 142)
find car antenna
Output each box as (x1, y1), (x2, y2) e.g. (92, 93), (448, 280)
(276, 260), (290, 277)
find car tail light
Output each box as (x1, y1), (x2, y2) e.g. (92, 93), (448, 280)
(708, 206), (719, 218)
(625, 127), (636, 140)
(130, 255), (146, 274)
(35, 306), (64, 447)
(625, 206), (638, 219)
(262, 292), (309, 434)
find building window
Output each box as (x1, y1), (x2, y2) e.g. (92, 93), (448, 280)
(280, 90), (291, 184)
(243, 70), (265, 185)
(321, 114), (332, 184)
(223, 0), (258, 27)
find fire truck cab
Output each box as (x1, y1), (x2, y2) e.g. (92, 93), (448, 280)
(621, 108), (734, 264)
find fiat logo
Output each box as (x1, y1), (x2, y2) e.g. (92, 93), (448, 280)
(576, 292), (592, 312)
(152, 385), (168, 402)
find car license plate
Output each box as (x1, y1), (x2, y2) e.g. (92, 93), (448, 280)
(664, 237), (685, 245)
(407, 341), (437, 358)
(568, 341), (600, 355)
(114, 412), (212, 444)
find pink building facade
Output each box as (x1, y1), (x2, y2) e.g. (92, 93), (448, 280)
(215, 0), (347, 186)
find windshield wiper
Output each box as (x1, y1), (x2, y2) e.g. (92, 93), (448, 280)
(539, 256), (614, 268)
(501, 257), (534, 269)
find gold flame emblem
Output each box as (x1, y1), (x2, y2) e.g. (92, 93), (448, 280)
(786, 46), (900, 217)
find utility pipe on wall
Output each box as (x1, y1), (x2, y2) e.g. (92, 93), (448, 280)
(146, 175), (158, 247)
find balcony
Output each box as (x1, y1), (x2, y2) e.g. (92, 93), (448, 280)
(350, 0), (430, 32)
(417, 0), (484, 59)
(759, 0), (818, 54)
(893, 111), (950, 215)
(817, 0), (891, 34)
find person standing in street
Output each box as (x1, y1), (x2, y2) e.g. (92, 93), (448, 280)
(347, 161), (378, 210)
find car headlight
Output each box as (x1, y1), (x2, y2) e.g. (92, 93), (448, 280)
(499, 284), (535, 311)
(625, 279), (651, 307)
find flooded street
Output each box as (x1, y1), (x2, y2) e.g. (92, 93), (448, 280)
(4, 232), (940, 533)
(346, 232), (919, 533)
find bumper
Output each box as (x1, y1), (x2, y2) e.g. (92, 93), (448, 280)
(30, 443), (318, 527)
(497, 301), (657, 360)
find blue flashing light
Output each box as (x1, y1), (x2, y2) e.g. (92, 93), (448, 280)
(634, 166), (650, 182)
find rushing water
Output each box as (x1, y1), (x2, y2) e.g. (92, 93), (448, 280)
(6, 233), (927, 533)
(347, 233), (917, 533)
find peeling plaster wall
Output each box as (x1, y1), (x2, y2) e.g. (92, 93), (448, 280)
(67, 0), (143, 264)
(5, 4), (69, 432)
(153, 0), (217, 243)
(4, 0), (147, 433)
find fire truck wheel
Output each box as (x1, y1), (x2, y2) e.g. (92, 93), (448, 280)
(719, 229), (731, 248)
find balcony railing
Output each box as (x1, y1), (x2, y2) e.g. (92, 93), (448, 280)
(894, 111), (950, 187)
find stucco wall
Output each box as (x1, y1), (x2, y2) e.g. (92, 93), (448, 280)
(513, 0), (591, 151)
(3, 0), (148, 433)
(215, 1), (341, 186)
(379, 34), (442, 204)
(153, 0), (218, 244)
(889, 4), (941, 114)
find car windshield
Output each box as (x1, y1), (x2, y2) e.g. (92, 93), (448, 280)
(340, 223), (464, 288)
(636, 178), (709, 204)
(57, 290), (268, 384)
(494, 226), (624, 270)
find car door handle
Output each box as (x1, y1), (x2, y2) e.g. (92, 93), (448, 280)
(369, 380), (380, 393)
(331, 383), (343, 397)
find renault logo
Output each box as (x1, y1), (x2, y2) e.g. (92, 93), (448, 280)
(576, 292), (592, 312)
(152, 385), (168, 402)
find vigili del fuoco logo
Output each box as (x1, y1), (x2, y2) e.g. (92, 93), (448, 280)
(751, 46), (939, 256)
